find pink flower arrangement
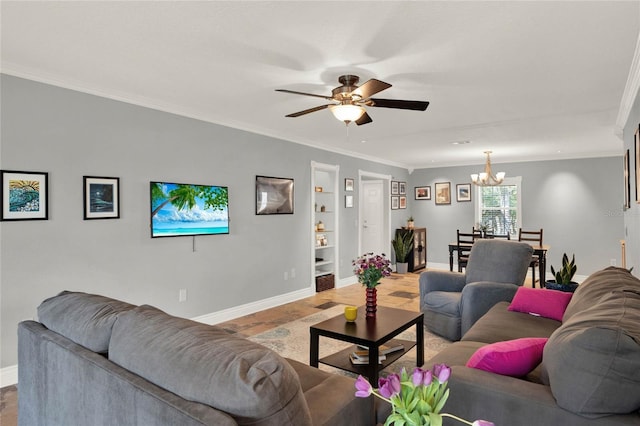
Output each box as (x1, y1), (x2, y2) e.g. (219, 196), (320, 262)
(355, 364), (494, 426)
(352, 252), (392, 288)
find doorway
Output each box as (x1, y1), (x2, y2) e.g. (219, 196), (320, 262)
(358, 170), (391, 257)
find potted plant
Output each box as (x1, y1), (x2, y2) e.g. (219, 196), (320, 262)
(392, 229), (414, 274)
(545, 253), (579, 292)
(407, 216), (415, 229)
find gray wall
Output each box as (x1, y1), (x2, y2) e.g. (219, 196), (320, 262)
(0, 75), (411, 368)
(408, 157), (625, 274)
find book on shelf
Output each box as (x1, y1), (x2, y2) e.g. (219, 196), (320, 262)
(356, 342), (404, 356)
(349, 352), (385, 365)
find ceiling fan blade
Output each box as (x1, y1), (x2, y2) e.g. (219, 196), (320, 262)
(368, 98), (429, 111)
(276, 89), (332, 100)
(352, 79), (392, 99)
(355, 111), (373, 126)
(285, 104), (331, 117)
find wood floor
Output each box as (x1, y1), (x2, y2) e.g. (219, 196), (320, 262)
(0, 272), (424, 426)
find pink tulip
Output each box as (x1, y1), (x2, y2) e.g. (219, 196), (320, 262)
(472, 421), (495, 426)
(433, 363), (451, 383)
(354, 375), (372, 398)
(378, 374), (401, 398)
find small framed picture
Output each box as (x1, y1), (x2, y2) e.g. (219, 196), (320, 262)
(83, 176), (120, 219)
(456, 183), (471, 202)
(256, 175), (294, 215)
(1, 170), (49, 221)
(345, 178), (354, 192)
(391, 196), (399, 210)
(399, 182), (406, 195)
(435, 182), (451, 205)
(391, 181), (399, 195)
(415, 186), (431, 200)
(345, 195), (354, 208)
(399, 196), (407, 209)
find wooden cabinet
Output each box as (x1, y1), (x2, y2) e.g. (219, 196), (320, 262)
(311, 162), (339, 291)
(409, 227), (427, 271)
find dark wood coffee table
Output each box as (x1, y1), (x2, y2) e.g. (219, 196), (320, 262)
(309, 306), (424, 384)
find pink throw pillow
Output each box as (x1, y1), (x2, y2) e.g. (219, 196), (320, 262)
(466, 338), (549, 376)
(508, 286), (573, 321)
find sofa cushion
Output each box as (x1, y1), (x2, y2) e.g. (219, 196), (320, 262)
(563, 266), (640, 322)
(544, 289), (640, 417)
(109, 305), (312, 426)
(37, 291), (136, 353)
(466, 337), (548, 377)
(508, 287), (573, 321)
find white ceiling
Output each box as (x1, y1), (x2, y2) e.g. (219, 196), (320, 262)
(2, 1), (639, 170)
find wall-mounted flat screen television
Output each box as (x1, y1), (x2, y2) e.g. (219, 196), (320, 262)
(150, 181), (229, 238)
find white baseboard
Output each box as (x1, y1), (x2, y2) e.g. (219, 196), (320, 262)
(192, 286), (315, 325)
(1, 364), (18, 387)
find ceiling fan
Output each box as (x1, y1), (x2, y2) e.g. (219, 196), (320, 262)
(276, 74), (429, 126)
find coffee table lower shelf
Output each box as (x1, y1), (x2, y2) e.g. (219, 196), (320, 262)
(318, 338), (415, 377)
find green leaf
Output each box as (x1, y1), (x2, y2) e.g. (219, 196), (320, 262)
(428, 412), (443, 426)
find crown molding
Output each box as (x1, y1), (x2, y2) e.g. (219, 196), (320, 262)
(616, 31), (640, 138)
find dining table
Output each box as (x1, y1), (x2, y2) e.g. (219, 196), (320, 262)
(448, 242), (550, 284)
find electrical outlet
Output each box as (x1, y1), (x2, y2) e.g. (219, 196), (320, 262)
(610, 259), (617, 266)
(179, 289), (187, 302)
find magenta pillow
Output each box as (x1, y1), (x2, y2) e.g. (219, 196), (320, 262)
(508, 287), (573, 321)
(466, 338), (549, 376)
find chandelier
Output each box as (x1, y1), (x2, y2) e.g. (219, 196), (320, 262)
(471, 151), (506, 186)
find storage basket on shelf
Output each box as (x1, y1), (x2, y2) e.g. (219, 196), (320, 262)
(316, 274), (335, 292)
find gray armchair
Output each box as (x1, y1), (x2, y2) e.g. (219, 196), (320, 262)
(419, 239), (533, 341)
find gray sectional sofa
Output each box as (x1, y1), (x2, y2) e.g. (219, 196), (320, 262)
(18, 291), (374, 426)
(426, 266), (640, 426)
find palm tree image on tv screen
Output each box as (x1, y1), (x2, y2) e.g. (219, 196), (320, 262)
(150, 182), (229, 237)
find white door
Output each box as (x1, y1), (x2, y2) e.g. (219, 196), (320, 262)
(361, 180), (385, 255)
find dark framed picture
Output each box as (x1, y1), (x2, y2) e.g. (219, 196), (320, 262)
(624, 149), (630, 210)
(635, 125), (640, 203)
(256, 175), (294, 215)
(399, 196), (407, 209)
(415, 186), (431, 200)
(399, 182), (406, 195)
(1, 170), (49, 221)
(345, 195), (354, 208)
(345, 178), (354, 192)
(456, 183), (471, 202)
(391, 181), (399, 195)
(391, 196), (399, 210)
(435, 182), (451, 205)
(83, 176), (120, 220)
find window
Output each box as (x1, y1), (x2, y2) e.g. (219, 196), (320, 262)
(474, 177), (522, 236)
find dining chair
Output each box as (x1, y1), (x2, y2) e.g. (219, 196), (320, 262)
(518, 228), (543, 287)
(456, 230), (480, 272)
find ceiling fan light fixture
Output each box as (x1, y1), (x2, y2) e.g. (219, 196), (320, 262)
(329, 104), (365, 124)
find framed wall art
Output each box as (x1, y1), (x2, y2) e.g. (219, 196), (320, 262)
(435, 182), (451, 205)
(415, 186), (431, 200)
(345, 195), (353, 208)
(456, 183), (471, 202)
(391, 181), (399, 195)
(345, 178), (354, 192)
(399, 182), (406, 195)
(256, 175), (294, 215)
(391, 196), (399, 210)
(1, 170), (49, 221)
(635, 125), (640, 203)
(399, 196), (407, 209)
(624, 149), (630, 210)
(84, 176), (120, 220)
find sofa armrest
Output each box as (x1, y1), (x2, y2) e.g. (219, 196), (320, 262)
(459, 282), (519, 336)
(442, 366), (639, 426)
